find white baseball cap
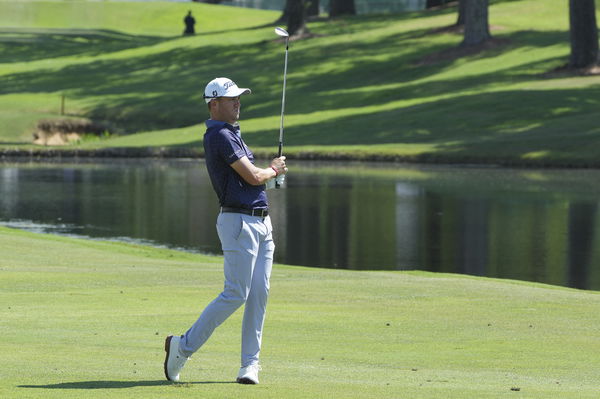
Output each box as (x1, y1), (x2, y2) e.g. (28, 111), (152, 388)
(203, 77), (251, 103)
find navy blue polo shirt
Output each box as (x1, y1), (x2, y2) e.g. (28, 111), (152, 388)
(203, 119), (268, 210)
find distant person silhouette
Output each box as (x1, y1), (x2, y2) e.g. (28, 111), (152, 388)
(183, 11), (196, 36)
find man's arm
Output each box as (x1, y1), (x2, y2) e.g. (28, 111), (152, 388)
(231, 156), (286, 186)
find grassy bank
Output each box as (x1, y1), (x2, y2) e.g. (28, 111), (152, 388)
(1, 0), (600, 166)
(1, 225), (600, 398)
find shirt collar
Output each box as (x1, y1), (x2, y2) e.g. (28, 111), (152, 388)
(206, 119), (241, 137)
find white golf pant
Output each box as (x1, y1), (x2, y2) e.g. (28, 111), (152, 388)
(180, 212), (274, 367)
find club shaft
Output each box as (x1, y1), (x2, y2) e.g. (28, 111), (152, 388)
(278, 39), (288, 157)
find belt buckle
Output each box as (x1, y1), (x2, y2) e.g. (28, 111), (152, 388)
(252, 208), (266, 217)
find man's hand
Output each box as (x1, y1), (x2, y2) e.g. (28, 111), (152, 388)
(270, 156), (288, 176)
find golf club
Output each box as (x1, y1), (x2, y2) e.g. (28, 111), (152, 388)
(274, 27), (289, 188)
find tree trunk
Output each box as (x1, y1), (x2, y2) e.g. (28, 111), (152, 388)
(569, 0), (599, 68)
(456, 0), (466, 26)
(461, 0), (491, 47)
(330, 0), (356, 18)
(307, 0), (319, 17)
(426, 0), (444, 8)
(288, 0), (308, 36)
(277, 0), (292, 24)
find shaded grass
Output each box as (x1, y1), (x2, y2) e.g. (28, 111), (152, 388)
(1, 1), (600, 165)
(0, 28), (165, 63)
(1, 225), (600, 398)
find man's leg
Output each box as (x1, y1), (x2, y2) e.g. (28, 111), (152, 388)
(240, 216), (274, 367)
(179, 213), (259, 357)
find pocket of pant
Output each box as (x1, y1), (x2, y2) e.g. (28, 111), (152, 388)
(217, 214), (245, 249)
(263, 216), (274, 241)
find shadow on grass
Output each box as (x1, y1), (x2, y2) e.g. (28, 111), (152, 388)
(18, 380), (235, 389)
(0, 18), (582, 149)
(147, 82), (600, 165)
(0, 28), (168, 63)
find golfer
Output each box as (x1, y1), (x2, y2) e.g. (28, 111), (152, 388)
(164, 77), (287, 385)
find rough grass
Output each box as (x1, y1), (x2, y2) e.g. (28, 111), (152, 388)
(1, 0), (600, 165)
(1, 225), (600, 398)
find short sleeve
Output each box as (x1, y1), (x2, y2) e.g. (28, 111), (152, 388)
(212, 129), (247, 164)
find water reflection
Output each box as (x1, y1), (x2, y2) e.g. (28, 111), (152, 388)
(1, 159), (599, 290)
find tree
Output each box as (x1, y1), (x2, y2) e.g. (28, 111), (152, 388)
(277, 0), (291, 24)
(456, 0), (466, 26)
(569, 0), (599, 69)
(307, 0), (319, 18)
(461, 0), (491, 47)
(426, 0), (445, 7)
(330, 0), (356, 18)
(287, 0), (308, 36)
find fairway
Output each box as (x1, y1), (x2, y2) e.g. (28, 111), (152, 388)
(1, 226), (599, 398)
(1, 0), (600, 165)
(3, 2), (600, 398)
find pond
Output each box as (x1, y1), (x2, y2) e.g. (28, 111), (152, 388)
(1, 158), (599, 291)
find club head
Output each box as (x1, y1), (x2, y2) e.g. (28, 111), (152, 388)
(274, 27), (289, 38)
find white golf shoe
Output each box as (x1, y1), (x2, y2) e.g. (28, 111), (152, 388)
(236, 364), (261, 385)
(164, 335), (189, 382)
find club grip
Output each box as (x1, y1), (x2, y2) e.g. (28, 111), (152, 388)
(275, 143), (283, 189)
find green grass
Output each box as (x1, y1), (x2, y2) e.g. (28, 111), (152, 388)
(1, 0), (600, 165)
(1, 225), (600, 398)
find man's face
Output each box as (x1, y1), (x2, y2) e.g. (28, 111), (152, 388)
(211, 96), (241, 124)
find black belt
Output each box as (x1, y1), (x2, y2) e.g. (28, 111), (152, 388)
(221, 207), (269, 217)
